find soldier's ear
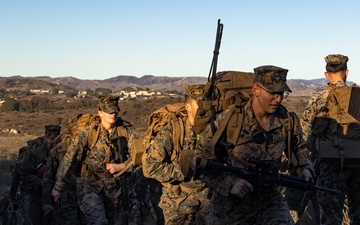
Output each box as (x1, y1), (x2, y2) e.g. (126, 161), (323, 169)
(324, 72), (330, 79)
(252, 84), (260, 96)
(185, 102), (191, 113)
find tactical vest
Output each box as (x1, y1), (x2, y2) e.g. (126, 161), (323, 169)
(80, 118), (129, 179)
(203, 102), (301, 175)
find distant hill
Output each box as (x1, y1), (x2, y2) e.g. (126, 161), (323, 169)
(0, 75), (208, 93)
(1, 73), (353, 96)
(0, 76), (77, 93)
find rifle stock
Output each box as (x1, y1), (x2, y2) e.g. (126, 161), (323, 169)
(194, 158), (340, 194)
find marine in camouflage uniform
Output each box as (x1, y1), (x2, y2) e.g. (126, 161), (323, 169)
(42, 114), (85, 225)
(9, 140), (34, 225)
(198, 66), (313, 225)
(19, 125), (61, 225)
(142, 85), (210, 225)
(301, 54), (360, 225)
(53, 96), (133, 225)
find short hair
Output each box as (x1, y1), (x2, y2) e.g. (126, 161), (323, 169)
(326, 63), (347, 73)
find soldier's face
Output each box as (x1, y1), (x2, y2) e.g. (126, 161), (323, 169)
(254, 84), (283, 114)
(186, 99), (199, 126)
(99, 110), (118, 125)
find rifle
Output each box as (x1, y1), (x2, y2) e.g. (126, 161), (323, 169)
(194, 157), (340, 194)
(202, 19), (224, 134)
(114, 136), (129, 225)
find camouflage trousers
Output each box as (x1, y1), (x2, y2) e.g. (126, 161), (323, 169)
(281, 186), (320, 224)
(134, 177), (164, 225)
(52, 187), (86, 225)
(210, 187), (294, 225)
(159, 185), (210, 225)
(29, 193), (43, 225)
(318, 163), (360, 225)
(19, 190), (32, 225)
(76, 177), (127, 225)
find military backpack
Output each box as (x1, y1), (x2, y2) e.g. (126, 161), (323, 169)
(142, 102), (188, 177)
(311, 84), (360, 168)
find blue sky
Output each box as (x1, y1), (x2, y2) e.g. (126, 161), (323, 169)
(1, 1), (359, 84)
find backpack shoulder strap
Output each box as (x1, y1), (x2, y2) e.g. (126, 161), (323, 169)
(170, 115), (186, 161)
(205, 104), (238, 153)
(87, 120), (101, 148)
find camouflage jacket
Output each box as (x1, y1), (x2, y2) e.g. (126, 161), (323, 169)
(42, 134), (78, 204)
(198, 99), (312, 197)
(301, 80), (346, 142)
(142, 117), (205, 189)
(19, 141), (51, 195)
(54, 124), (132, 192)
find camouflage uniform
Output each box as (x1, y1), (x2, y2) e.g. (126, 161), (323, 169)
(19, 125), (61, 225)
(301, 54), (360, 225)
(9, 144), (32, 225)
(42, 132), (84, 225)
(54, 96), (132, 225)
(198, 66), (313, 225)
(142, 85), (210, 225)
(133, 167), (164, 225)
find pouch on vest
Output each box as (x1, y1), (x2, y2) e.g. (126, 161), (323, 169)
(318, 138), (360, 168)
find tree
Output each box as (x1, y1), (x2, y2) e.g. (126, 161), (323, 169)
(94, 88), (112, 96)
(65, 90), (78, 98)
(0, 98), (20, 112)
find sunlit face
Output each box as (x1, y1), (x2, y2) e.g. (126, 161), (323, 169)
(253, 83), (285, 115)
(186, 98), (199, 126)
(99, 110), (118, 125)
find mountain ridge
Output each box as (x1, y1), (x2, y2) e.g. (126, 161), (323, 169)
(0, 74), (348, 96)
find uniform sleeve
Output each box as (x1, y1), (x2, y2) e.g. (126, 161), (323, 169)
(291, 113), (314, 171)
(197, 110), (239, 197)
(9, 163), (21, 200)
(142, 123), (185, 184)
(301, 91), (328, 142)
(19, 145), (46, 193)
(53, 129), (87, 192)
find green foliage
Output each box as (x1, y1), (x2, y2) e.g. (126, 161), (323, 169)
(0, 98), (20, 111)
(65, 90), (78, 98)
(94, 87), (112, 95)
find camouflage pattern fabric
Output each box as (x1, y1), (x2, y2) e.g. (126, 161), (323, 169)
(301, 81), (360, 225)
(142, 118), (211, 225)
(253, 65), (292, 93)
(325, 54), (349, 72)
(54, 124), (132, 225)
(133, 168), (164, 225)
(9, 146), (32, 225)
(42, 134), (84, 225)
(198, 99), (312, 225)
(19, 137), (54, 225)
(98, 95), (120, 114)
(317, 163), (360, 224)
(324, 54), (349, 65)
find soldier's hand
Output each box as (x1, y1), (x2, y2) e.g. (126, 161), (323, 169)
(231, 178), (254, 198)
(301, 168), (313, 182)
(42, 203), (53, 215)
(52, 189), (62, 202)
(106, 163), (125, 174)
